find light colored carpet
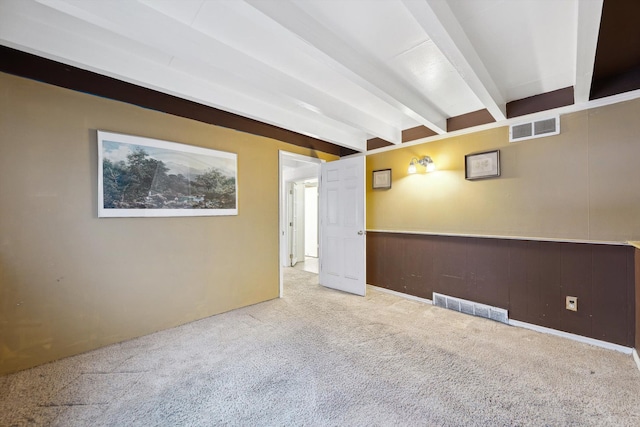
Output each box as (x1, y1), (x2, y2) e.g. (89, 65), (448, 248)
(1, 268), (639, 426)
(292, 256), (319, 274)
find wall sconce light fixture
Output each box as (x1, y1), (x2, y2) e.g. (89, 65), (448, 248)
(408, 156), (436, 174)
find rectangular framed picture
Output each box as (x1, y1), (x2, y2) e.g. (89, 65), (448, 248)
(98, 131), (237, 217)
(465, 150), (500, 180)
(372, 169), (392, 189)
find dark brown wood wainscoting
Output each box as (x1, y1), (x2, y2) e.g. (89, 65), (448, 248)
(367, 232), (635, 348)
(635, 248), (640, 350)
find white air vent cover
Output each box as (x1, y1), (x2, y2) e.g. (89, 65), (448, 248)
(510, 115), (560, 142)
(433, 292), (509, 324)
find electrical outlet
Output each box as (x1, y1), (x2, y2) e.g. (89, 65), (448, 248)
(566, 296), (578, 311)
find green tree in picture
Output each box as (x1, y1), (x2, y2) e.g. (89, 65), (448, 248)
(102, 144), (235, 209)
(194, 168), (236, 208)
(125, 148), (169, 205)
(102, 159), (130, 208)
(166, 174), (191, 197)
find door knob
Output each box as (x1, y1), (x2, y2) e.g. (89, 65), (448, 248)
(357, 230), (364, 235)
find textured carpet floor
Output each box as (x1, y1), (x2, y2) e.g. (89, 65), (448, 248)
(1, 268), (639, 426)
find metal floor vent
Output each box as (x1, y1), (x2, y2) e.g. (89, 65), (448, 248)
(433, 292), (509, 324)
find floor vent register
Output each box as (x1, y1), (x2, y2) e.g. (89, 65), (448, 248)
(433, 292), (509, 324)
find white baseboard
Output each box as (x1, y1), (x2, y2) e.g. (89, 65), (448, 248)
(509, 319), (633, 354)
(368, 285), (433, 305)
(369, 285), (634, 356)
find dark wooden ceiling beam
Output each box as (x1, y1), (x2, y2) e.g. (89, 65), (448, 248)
(366, 138), (394, 151)
(447, 109), (495, 132)
(591, 65), (640, 100)
(367, 125), (439, 150)
(507, 87), (574, 119)
(402, 125), (437, 142)
(590, 0), (640, 99)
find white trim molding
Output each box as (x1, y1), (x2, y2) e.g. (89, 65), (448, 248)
(633, 349), (640, 372)
(366, 229), (630, 246)
(509, 319), (633, 354)
(368, 285), (433, 305)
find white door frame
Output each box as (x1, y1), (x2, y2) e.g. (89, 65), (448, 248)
(278, 151), (323, 297)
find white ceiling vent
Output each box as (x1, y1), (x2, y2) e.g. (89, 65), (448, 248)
(509, 115), (560, 142)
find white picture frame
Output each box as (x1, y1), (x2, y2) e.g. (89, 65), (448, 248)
(372, 169), (392, 189)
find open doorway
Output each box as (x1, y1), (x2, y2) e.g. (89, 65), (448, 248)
(303, 179), (318, 260)
(285, 179), (319, 272)
(279, 151), (322, 297)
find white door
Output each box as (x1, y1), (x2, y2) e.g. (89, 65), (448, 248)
(319, 156), (366, 296)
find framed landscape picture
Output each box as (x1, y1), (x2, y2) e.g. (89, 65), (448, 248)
(98, 131), (238, 217)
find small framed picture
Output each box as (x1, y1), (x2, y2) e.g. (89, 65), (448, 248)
(372, 169), (392, 189)
(465, 150), (500, 180)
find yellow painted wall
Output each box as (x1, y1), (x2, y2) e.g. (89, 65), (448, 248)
(367, 99), (640, 242)
(0, 72), (337, 375)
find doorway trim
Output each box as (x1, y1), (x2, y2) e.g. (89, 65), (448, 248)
(278, 150), (324, 297)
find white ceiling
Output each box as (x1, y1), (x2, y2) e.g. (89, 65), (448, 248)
(0, 0), (603, 152)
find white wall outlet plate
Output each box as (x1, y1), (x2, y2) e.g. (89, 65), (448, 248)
(566, 296), (578, 311)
